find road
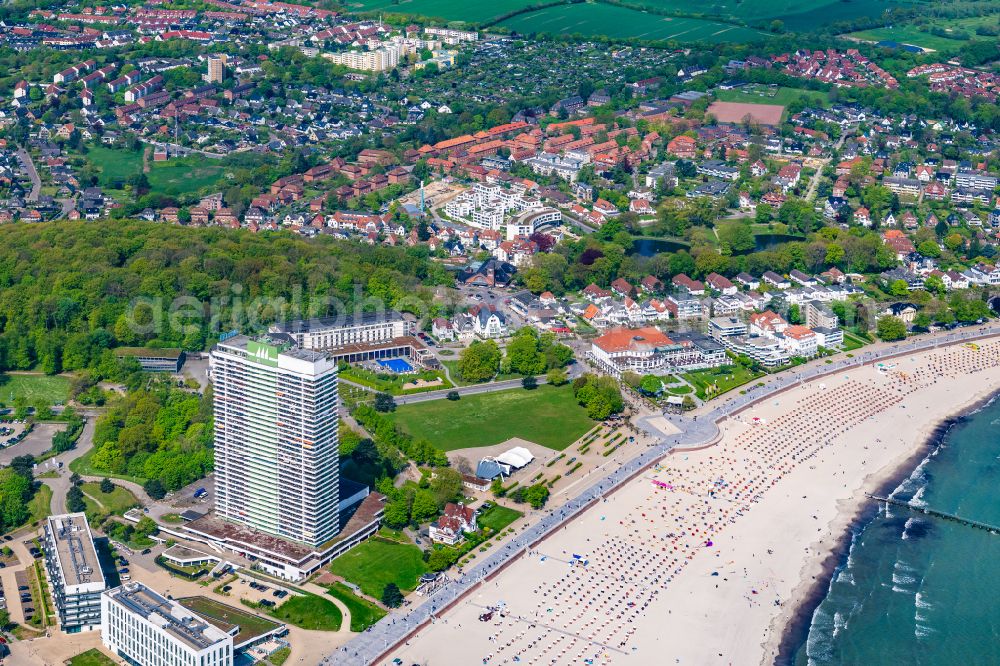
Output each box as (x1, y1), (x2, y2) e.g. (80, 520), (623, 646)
(17, 148), (40, 202)
(330, 323), (1000, 666)
(806, 129), (852, 202)
(42, 412), (99, 515)
(57, 196), (76, 219)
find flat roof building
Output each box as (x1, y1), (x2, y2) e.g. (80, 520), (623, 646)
(211, 334), (340, 548)
(102, 583), (233, 666)
(43, 513), (106, 633)
(113, 347), (185, 372)
(270, 310), (412, 350)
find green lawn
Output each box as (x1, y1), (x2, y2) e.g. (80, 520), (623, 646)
(499, 4), (768, 43)
(326, 582), (387, 631)
(683, 364), (764, 400)
(268, 594), (343, 631)
(178, 596), (280, 644)
(269, 647), (291, 666)
(85, 145), (144, 187)
(28, 484), (52, 525)
(842, 330), (869, 351)
(715, 85), (829, 109)
(0, 373), (71, 407)
(329, 536), (427, 598)
(68, 648), (117, 666)
(477, 504), (522, 533)
(81, 482), (140, 516)
(391, 384), (593, 451)
(147, 158), (227, 196)
(85, 145), (226, 196)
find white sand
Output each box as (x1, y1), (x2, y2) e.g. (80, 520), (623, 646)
(385, 339), (1000, 666)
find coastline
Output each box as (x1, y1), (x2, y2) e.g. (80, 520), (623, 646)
(384, 338), (1000, 666)
(767, 386), (1000, 666)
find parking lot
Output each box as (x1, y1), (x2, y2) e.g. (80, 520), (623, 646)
(0, 422), (67, 465)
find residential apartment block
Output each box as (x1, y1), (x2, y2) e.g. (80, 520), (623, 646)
(210, 334), (340, 548)
(101, 583), (233, 666)
(43, 513), (106, 633)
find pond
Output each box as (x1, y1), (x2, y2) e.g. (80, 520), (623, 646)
(631, 237), (689, 257)
(753, 233), (805, 251)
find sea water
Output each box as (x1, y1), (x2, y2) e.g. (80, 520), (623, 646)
(791, 396), (1000, 665)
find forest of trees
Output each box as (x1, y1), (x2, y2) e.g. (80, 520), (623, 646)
(0, 220), (452, 375)
(89, 382), (214, 490)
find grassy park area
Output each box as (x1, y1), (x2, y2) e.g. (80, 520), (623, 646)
(477, 504), (522, 533)
(0, 373), (70, 407)
(68, 649), (117, 666)
(267, 594), (343, 631)
(326, 582), (387, 631)
(683, 364), (764, 400)
(391, 384), (593, 451)
(715, 84), (829, 108)
(85, 145), (227, 196)
(329, 536), (428, 598)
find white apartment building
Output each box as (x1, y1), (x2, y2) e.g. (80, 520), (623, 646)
(43, 513), (106, 633)
(210, 334), (340, 547)
(505, 207), (561, 240)
(445, 183), (542, 230)
(101, 583), (233, 666)
(270, 310), (412, 349)
(322, 43), (401, 72)
(424, 27), (478, 43)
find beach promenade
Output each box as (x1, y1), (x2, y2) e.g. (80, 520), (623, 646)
(327, 324), (1000, 666)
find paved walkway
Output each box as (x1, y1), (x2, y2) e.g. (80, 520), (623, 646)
(328, 323), (1000, 666)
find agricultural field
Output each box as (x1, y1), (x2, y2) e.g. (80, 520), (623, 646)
(345, 0), (539, 22)
(391, 384), (594, 451)
(499, 4), (768, 43)
(847, 14), (1000, 53)
(715, 85), (830, 109)
(779, 0), (917, 32)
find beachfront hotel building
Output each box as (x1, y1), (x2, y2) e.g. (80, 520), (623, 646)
(101, 583), (233, 666)
(270, 310), (412, 350)
(42, 513), (106, 633)
(210, 334), (340, 548)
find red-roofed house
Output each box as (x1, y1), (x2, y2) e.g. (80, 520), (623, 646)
(429, 503), (478, 545)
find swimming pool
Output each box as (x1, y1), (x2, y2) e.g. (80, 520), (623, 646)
(377, 358), (414, 373)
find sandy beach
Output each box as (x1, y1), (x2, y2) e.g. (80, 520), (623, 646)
(383, 338), (1000, 666)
